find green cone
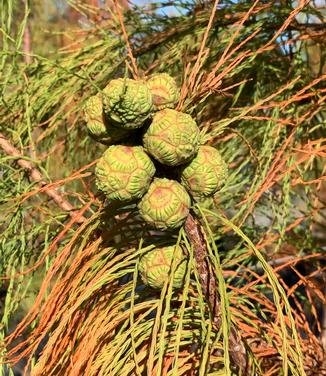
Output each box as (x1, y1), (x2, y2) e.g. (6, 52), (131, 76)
(95, 145), (155, 202)
(181, 145), (227, 198)
(143, 109), (200, 166)
(146, 73), (179, 110)
(138, 178), (191, 230)
(102, 78), (153, 129)
(139, 245), (187, 289)
(83, 94), (129, 145)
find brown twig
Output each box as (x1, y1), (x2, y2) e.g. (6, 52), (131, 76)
(321, 284), (326, 354)
(114, 0), (139, 79)
(184, 212), (248, 375)
(23, 26), (32, 65)
(23, 0), (32, 65)
(0, 132), (86, 223)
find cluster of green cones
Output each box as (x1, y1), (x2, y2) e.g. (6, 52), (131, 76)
(84, 73), (227, 289)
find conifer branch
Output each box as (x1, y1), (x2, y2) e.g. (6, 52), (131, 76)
(0, 132), (86, 223)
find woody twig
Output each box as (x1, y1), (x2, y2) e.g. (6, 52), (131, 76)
(184, 212), (248, 375)
(0, 132), (86, 223)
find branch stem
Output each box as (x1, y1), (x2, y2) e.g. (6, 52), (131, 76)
(184, 212), (248, 374)
(0, 132), (86, 223)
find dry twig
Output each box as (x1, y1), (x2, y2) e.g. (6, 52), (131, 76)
(0, 132), (86, 223)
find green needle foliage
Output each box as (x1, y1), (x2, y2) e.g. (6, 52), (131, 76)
(0, 1), (325, 375)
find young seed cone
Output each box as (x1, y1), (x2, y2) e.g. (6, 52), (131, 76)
(83, 94), (129, 145)
(139, 245), (187, 289)
(102, 78), (153, 129)
(138, 178), (191, 230)
(143, 109), (200, 166)
(95, 145), (155, 202)
(146, 73), (180, 110)
(181, 145), (227, 199)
